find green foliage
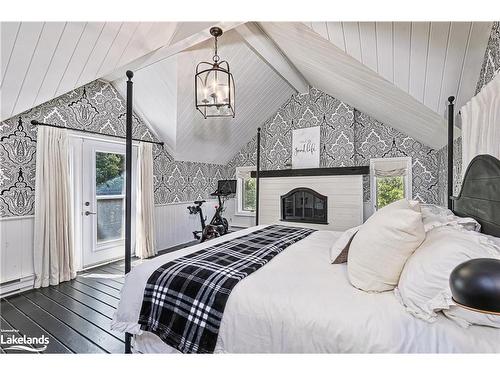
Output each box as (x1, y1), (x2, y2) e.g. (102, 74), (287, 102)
(96, 152), (125, 185)
(376, 176), (404, 209)
(243, 178), (256, 211)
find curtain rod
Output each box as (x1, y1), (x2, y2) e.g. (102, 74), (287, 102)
(30, 120), (164, 147)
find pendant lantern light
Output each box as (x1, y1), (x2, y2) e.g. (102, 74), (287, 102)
(195, 27), (235, 118)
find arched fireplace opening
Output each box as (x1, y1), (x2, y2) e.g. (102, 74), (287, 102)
(280, 187), (328, 224)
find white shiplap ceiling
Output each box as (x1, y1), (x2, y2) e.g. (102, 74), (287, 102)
(305, 22), (492, 117)
(0, 21), (178, 121)
(1, 21), (494, 162)
(114, 29), (295, 164)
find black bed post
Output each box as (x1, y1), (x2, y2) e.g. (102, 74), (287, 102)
(447, 96), (455, 209)
(255, 127), (261, 226)
(125, 70), (134, 354)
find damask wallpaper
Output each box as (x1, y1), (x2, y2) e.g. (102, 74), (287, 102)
(476, 21), (500, 94)
(152, 145), (229, 205)
(226, 88), (440, 205)
(436, 138), (463, 206)
(0, 80), (227, 217)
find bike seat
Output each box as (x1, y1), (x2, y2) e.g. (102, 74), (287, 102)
(194, 200), (206, 205)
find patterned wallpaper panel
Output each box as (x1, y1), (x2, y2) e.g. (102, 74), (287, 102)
(0, 80), (228, 217)
(227, 88), (440, 205)
(476, 21), (500, 94)
(153, 145), (229, 204)
(436, 138), (463, 206)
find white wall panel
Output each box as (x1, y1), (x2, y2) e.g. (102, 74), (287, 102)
(1, 22), (44, 120)
(358, 22), (378, 73)
(310, 22), (329, 40)
(408, 22), (430, 102)
(1, 22), (180, 120)
(96, 22), (139, 77)
(393, 22), (411, 92)
(12, 22), (66, 115)
(456, 22), (493, 111)
(0, 216), (35, 296)
(258, 175), (363, 231)
(375, 22), (394, 82)
(342, 22), (362, 62)
(439, 22), (471, 117)
(154, 200), (220, 251)
(326, 22), (346, 52)
(0, 22), (21, 85)
(423, 22), (450, 111)
(55, 22), (105, 97)
(305, 22), (491, 119)
(76, 22), (123, 87)
(34, 22), (86, 107)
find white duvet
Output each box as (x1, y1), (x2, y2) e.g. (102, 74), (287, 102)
(111, 225), (500, 353)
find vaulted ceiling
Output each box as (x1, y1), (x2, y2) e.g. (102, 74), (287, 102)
(0, 21), (240, 121)
(113, 29), (296, 164)
(304, 22), (492, 117)
(1, 21), (493, 163)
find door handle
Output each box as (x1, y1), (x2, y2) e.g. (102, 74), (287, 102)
(84, 211), (97, 216)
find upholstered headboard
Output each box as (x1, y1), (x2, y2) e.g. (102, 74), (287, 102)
(452, 154), (500, 237)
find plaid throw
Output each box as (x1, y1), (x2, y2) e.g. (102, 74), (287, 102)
(138, 225), (315, 353)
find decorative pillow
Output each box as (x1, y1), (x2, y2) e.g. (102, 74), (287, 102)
(420, 204), (481, 232)
(347, 199), (425, 292)
(395, 226), (500, 328)
(330, 226), (360, 264)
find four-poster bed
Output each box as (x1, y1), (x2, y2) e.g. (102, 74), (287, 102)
(118, 73), (500, 353)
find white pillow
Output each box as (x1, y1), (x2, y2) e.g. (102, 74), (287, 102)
(420, 204), (481, 232)
(329, 225), (361, 263)
(347, 199), (425, 292)
(395, 226), (500, 328)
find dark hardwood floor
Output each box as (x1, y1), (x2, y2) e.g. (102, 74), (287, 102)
(0, 240), (198, 354)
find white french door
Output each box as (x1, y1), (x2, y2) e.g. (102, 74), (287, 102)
(81, 139), (137, 268)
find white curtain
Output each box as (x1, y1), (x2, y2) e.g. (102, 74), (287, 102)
(461, 72), (500, 174)
(34, 126), (75, 288)
(136, 142), (156, 259)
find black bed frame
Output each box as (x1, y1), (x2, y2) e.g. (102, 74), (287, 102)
(123, 80), (500, 353)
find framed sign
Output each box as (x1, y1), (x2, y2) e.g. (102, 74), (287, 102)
(292, 126), (320, 169)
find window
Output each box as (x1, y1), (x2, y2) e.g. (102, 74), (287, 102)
(236, 166), (256, 215)
(95, 152), (125, 243)
(370, 157), (412, 211)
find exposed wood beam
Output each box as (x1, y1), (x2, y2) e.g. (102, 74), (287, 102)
(235, 22), (309, 94)
(103, 22), (244, 82)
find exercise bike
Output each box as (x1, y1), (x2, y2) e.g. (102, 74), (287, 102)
(187, 180), (236, 242)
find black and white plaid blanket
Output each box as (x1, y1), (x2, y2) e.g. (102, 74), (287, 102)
(138, 224), (315, 353)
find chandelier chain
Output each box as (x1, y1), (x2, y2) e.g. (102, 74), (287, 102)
(213, 35), (220, 63)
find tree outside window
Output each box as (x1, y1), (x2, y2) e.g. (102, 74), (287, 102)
(376, 176), (404, 209)
(242, 177), (256, 212)
(236, 166), (256, 215)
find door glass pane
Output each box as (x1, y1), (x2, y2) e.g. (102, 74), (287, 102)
(96, 152), (125, 195)
(376, 176), (405, 209)
(97, 198), (124, 243)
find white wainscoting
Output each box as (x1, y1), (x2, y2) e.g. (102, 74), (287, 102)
(154, 200), (220, 251)
(259, 175), (364, 231)
(0, 199), (247, 297)
(224, 198), (256, 228)
(0, 215), (35, 297)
